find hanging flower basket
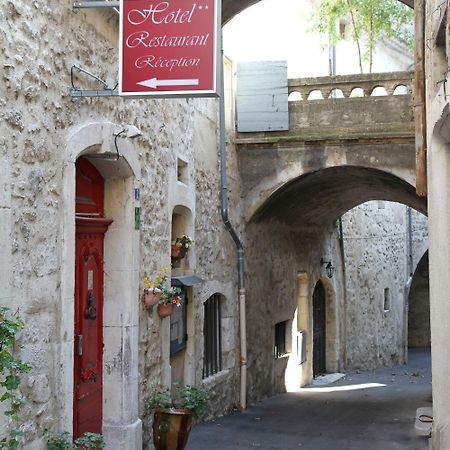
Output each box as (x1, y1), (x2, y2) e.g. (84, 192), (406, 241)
(157, 303), (174, 318)
(143, 289), (162, 312)
(152, 407), (193, 450)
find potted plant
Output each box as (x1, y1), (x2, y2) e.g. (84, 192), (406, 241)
(47, 431), (105, 450)
(143, 266), (170, 312)
(157, 286), (182, 318)
(145, 385), (208, 450)
(143, 267), (183, 317)
(171, 234), (193, 261)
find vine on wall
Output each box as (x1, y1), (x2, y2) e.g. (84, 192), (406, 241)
(0, 306), (31, 450)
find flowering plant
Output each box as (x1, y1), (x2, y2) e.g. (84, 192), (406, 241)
(159, 286), (182, 306)
(143, 266), (182, 307)
(174, 234), (193, 250)
(144, 266), (170, 293)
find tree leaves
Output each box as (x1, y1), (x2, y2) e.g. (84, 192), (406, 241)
(310, 0), (414, 72)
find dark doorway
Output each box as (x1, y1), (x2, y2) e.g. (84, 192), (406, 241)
(313, 280), (326, 377)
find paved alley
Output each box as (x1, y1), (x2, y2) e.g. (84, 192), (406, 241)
(188, 348), (432, 450)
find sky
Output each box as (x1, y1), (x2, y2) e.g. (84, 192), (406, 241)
(223, 0), (331, 78)
(222, 0), (414, 78)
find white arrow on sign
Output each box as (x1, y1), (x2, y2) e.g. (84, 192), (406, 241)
(137, 78), (199, 89)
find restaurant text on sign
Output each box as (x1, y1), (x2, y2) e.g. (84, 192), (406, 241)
(119, 0), (219, 97)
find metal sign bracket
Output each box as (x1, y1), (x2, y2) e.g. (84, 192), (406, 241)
(70, 64), (118, 98)
(73, 1), (119, 9)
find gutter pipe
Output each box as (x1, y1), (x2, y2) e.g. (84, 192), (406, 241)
(218, 42), (247, 410)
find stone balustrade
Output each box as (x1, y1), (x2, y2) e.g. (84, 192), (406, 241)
(288, 71), (414, 100)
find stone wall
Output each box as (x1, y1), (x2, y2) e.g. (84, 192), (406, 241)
(341, 201), (428, 370)
(243, 218), (346, 403)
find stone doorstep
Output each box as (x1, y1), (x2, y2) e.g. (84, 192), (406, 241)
(415, 406), (433, 437)
(312, 373), (346, 386)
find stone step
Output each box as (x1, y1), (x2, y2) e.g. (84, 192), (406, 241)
(415, 407), (433, 437)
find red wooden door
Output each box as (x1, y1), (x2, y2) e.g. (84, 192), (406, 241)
(74, 158), (112, 438)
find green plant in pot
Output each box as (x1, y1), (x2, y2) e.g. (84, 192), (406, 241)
(47, 431), (105, 450)
(145, 385), (208, 450)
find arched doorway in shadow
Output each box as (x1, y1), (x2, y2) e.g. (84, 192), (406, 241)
(408, 251), (430, 348)
(313, 280), (327, 377)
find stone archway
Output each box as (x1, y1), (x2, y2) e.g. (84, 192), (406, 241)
(61, 122), (142, 449)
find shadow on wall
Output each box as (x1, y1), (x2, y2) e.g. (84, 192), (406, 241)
(408, 251), (430, 348)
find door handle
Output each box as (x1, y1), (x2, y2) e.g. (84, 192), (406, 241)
(76, 334), (83, 356)
(85, 291), (97, 320)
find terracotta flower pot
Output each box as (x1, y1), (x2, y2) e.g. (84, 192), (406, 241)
(157, 303), (174, 318)
(152, 407), (193, 450)
(143, 290), (162, 312)
(171, 244), (188, 260)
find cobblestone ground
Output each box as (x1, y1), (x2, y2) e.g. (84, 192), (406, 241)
(188, 348), (432, 450)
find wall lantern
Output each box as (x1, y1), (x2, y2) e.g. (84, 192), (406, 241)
(113, 125), (143, 159)
(320, 258), (335, 278)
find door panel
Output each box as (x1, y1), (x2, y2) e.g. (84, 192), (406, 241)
(313, 281), (326, 377)
(74, 218), (112, 438)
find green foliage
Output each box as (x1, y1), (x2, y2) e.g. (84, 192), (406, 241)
(145, 385), (209, 420)
(47, 432), (78, 450)
(144, 387), (171, 413)
(74, 432), (105, 449)
(0, 307), (31, 450)
(47, 432), (105, 450)
(310, 0), (414, 72)
(177, 385), (208, 420)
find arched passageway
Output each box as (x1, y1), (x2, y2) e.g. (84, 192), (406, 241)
(252, 166), (426, 227)
(243, 166), (428, 404)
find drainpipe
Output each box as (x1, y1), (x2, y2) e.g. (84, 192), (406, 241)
(338, 217), (348, 369)
(407, 207), (413, 277)
(403, 207), (414, 362)
(218, 42), (247, 410)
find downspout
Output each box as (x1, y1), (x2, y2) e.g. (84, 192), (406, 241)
(218, 41), (247, 410)
(407, 207), (414, 277)
(404, 207), (414, 362)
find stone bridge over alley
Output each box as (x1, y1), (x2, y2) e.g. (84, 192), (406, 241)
(236, 71), (427, 226)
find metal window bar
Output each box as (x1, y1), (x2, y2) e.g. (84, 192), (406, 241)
(203, 294), (222, 378)
(274, 321), (286, 359)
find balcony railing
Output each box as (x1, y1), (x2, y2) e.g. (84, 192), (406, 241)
(288, 71), (413, 101)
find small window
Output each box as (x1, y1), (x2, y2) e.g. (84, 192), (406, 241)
(274, 321), (288, 359)
(383, 288), (390, 312)
(177, 158), (189, 184)
(203, 294), (222, 378)
(170, 289), (187, 355)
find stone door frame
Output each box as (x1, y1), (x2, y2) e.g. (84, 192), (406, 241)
(60, 121), (142, 449)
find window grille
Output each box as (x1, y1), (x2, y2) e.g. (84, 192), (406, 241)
(274, 321), (287, 359)
(203, 294), (222, 378)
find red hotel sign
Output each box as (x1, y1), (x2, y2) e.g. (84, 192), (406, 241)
(119, 0), (220, 97)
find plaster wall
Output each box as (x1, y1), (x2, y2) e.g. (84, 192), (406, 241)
(0, 2), (240, 448)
